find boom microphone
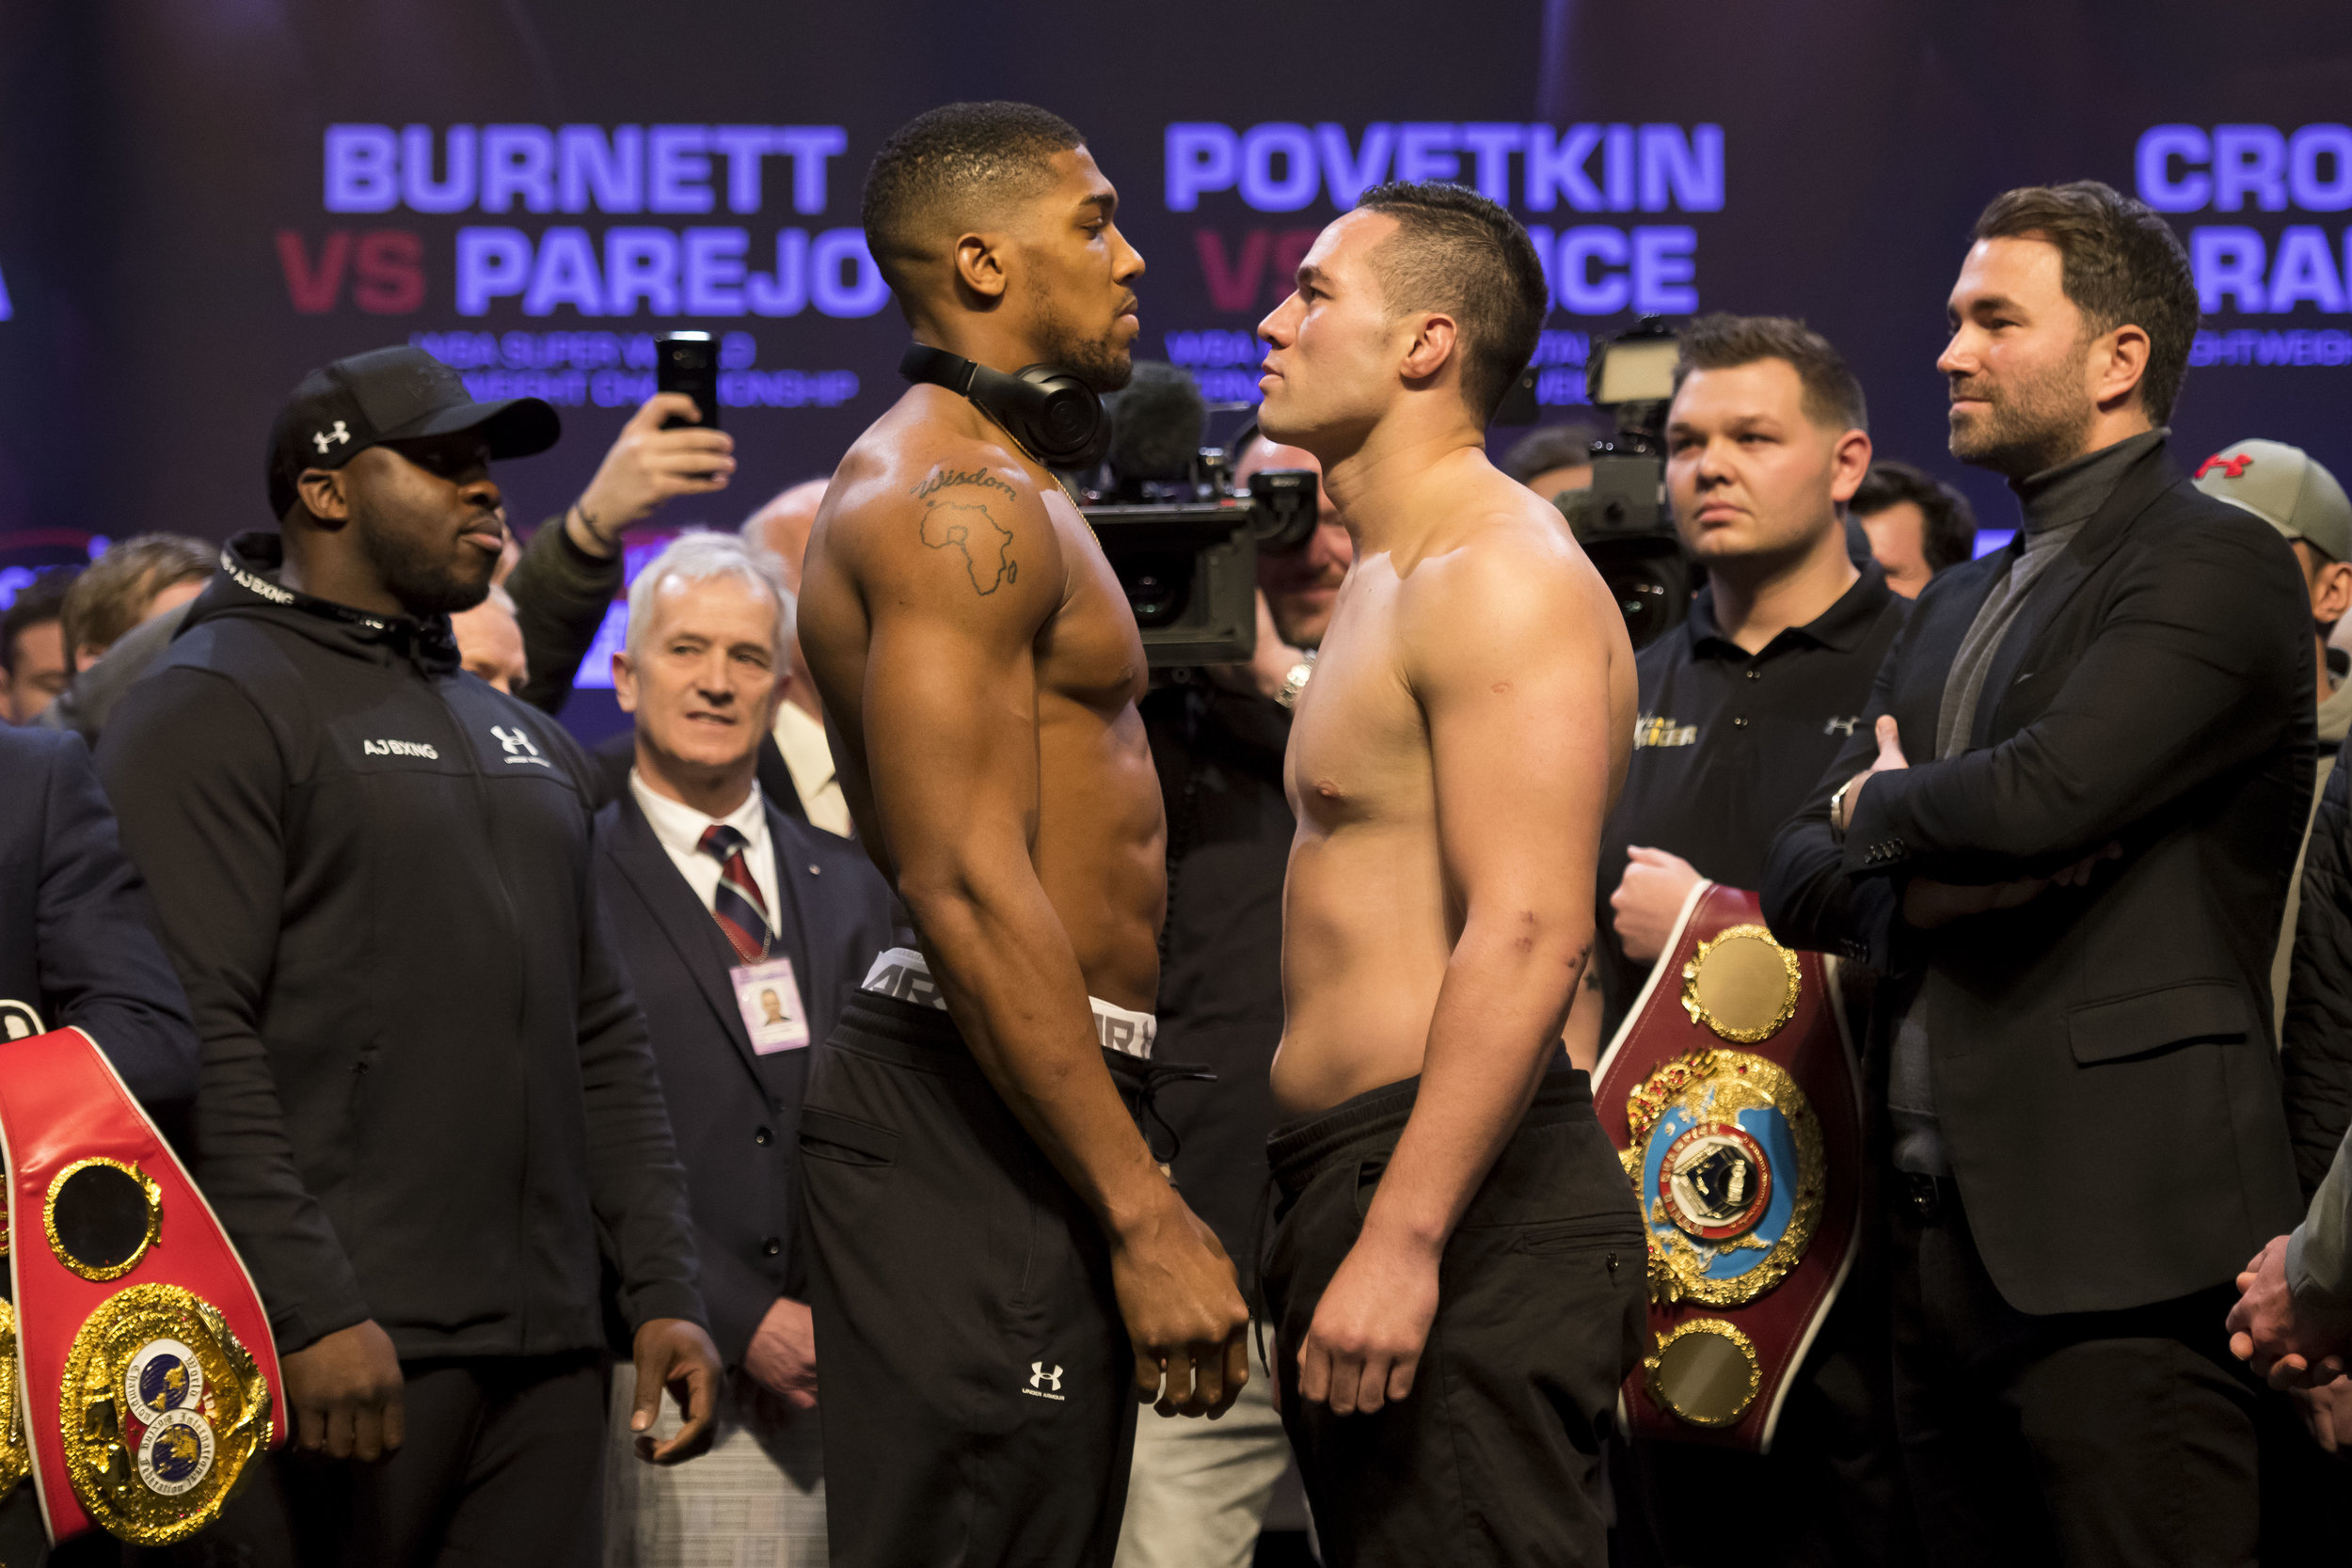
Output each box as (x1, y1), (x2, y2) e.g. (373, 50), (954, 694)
(1106, 361), (1207, 501)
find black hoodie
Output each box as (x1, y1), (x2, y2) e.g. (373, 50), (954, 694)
(97, 532), (702, 1359)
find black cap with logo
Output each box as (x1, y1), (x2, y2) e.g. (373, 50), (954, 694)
(265, 346), (562, 518)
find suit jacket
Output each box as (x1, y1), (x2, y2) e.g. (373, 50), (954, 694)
(592, 785), (893, 1364)
(593, 730), (809, 829)
(1763, 438), (2319, 1316)
(0, 725), (199, 1110)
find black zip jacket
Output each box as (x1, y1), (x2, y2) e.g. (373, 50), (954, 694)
(96, 532), (703, 1359)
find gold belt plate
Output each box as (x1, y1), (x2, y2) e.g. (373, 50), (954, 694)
(0, 1300), (25, 1500)
(58, 1282), (271, 1544)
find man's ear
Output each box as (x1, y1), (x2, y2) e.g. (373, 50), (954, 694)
(1397, 312), (1461, 387)
(2316, 561), (2352, 626)
(612, 649), (639, 714)
(951, 231), (1010, 306)
(759, 662), (792, 730)
(1827, 428), (1875, 506)
(295, 467), (353, 528)
(2090, 324), (2152, 413)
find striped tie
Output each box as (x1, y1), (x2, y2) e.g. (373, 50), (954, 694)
(697, 824), (771, 964)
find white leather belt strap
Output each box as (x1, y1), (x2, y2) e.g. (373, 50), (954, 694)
(859, 946), (1156, 1059)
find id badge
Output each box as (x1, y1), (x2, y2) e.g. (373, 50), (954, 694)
(731, 958), (811, 1053)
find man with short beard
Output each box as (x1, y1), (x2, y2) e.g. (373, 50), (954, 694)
(1763, 182), (2327, 1565)
(796, 103), (1248, 1568)
(97, 346), (723, 1565)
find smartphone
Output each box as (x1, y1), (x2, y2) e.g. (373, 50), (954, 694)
(655, 331), (721, 430)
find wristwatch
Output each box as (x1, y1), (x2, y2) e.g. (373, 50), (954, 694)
(1275, 650), (1317, 710)
(1828, 776), (1855, 843)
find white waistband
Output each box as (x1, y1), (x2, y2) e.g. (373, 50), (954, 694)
(859, 947), (1156, 1059)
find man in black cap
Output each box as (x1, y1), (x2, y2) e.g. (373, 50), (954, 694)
(98, 345), (722, 1566)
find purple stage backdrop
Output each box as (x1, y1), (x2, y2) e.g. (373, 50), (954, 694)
(3, 0), (2350, 603)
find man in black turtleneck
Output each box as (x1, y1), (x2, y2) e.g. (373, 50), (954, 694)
(97, 347), (723, 1566)
(1765, 183), (2334, 1566)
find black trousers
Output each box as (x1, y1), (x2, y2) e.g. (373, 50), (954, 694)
(130, 1354), (606, 1568)
(1261, 1071), (1645, 1568)
(1889, 1178), (2263, 1568)
(799, 990), (1148, 1568)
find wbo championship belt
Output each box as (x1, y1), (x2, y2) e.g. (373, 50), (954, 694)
(1593, 882), (1862, 1452)
(0, 1019), (283, 1545)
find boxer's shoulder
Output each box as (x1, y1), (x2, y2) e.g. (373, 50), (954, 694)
(819, 398), (1064, 611)
(1393, 493), (1605, 669)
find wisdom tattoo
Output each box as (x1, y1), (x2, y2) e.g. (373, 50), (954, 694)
(912, 466), (1018, 504)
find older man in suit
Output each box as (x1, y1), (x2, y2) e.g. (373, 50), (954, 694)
(592, 531), (894, 1567)
(1763, 181), (2334, 1566)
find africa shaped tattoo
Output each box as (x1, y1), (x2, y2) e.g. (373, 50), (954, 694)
(919, 500), (1019, 595)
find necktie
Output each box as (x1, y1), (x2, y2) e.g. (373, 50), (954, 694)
(697, 824), (771, 963)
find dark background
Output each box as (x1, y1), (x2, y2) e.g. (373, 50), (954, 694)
(4, 0), (2349, 572)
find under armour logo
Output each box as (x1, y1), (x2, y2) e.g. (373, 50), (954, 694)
(1021, 1361), (1066, 1401)
(2195, 452), (2254, 480)
(490, 723), (551, 767)
(1824, 716), (1861, 736)
(312, 420), (351, 454)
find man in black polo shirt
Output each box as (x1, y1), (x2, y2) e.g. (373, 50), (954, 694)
(1579, 315), (1917, 1567)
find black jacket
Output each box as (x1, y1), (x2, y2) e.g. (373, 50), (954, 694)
(2282, 734), (2352, 1199)
(593, 787), (894, 1365)
(97, 532), (703, 1359)
(0, 725), (199, 1110)
(505, 511), (624, 717)
(1762, 440), (2316, 1316)
(1142, 678), (1291, 1271)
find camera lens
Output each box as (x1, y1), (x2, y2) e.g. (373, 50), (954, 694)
(1605, 566), (1674, 649)
(1248, 471), (1320, 555)
(1583, 538), (1689, 651)
(1119, 553), (1192, 627)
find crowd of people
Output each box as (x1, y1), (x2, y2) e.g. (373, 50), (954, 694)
(4, 96), (2352, 1568)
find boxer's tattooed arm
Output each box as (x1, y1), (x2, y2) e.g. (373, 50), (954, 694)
(911, 467), (1023, 596)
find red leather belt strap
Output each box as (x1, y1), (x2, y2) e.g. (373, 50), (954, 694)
(0, 1027), (282, 1544)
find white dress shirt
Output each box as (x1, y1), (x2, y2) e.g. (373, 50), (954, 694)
(628, 768), (781, 925)
(771, 700), (852, 838)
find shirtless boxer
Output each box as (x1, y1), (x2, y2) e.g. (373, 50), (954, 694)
(1254, 181), (1647, 1566)
(794, 102), (1249, 1567)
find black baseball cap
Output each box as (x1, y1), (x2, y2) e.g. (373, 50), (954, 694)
(266, 345), (562, 518)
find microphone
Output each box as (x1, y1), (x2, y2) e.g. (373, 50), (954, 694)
(1106, 361), (1207, 501)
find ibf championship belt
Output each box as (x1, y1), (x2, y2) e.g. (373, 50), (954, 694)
(1593, 882), (1861, 1452)
(0, 1021), (283, 1545)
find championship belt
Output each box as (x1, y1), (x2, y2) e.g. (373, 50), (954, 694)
(1593, 882), (1862, 1452)
(0, 1023), (283, 1545)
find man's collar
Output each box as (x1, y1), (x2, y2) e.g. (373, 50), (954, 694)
(628, 765), (768, 861)
(1684, 562), (1893, 660)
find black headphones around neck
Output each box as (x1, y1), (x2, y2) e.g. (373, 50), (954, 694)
(898, 344), (1111, 470)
